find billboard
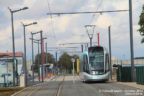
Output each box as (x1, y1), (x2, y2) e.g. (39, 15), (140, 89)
(0, 60), (13, 84)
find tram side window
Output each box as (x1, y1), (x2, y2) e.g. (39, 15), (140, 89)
(83, 55), (89, 73)
(79, 56), (83, 72)
(83, 56), (86, 72)
(105, 54), (110, 72)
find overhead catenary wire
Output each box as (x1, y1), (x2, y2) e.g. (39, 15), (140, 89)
(89, 0), (104, 24)
(46, 0), (56, 39)
(47, 10), (128, 16)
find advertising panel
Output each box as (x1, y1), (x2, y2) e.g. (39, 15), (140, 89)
(0, 60), (13, 84)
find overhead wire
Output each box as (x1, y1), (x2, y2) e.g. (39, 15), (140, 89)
(46, 0), (56, 39)
(89, 0), (104, 24)
(88, 0), (104, 45)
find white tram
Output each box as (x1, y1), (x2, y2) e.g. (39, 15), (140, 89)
(79, 46), (110, 82)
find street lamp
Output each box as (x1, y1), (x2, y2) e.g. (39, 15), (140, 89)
(108, 26), (112, 80)
(21, 22), (37, 86)
(128, 0), (134, 82)
(8, 6), (28, 86)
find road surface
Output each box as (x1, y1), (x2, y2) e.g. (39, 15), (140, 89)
(12, 76), (144, 96)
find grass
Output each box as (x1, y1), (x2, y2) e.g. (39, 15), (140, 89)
(0, 87), (24, 96)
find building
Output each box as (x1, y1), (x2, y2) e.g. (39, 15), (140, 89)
(0, 52), (32, 86)
(0, 52), (24, 86)
(112, 57), (144, 66)
(0, 52), (24, 75)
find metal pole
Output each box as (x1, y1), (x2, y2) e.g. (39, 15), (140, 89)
(45, 42), (47, 77)
(108, 26), (112, 80)
(90, 38), (92, 47)
(129, 0), (134, 82)
(72, 61), (75, 84)
(38, 41), (40, 82)
(16, 60), (18, 86)
(45, 42), (47, 64)
(81, 45), (83, 52)
(31, 33), (34, 83)
(23, 25), (27, 86)
(7, 61), (8, 86)
(98, 32), (100, 46)
(42, 40), (45, 64)
(10, 11), (15, 86)
(40, 31), (44, 82)
(56, 51), (58, 74)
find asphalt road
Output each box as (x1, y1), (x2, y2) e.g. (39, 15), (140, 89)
(61, 80), (144, 96)
(12, 76), (144, 96)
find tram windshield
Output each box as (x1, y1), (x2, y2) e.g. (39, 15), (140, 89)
(88, 47), (104, 71)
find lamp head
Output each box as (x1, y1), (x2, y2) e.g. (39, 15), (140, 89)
(22, 7), (29, 10)
(33, 22), (37, 25)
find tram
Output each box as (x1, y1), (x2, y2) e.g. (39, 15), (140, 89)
(79, 46), (110, 82)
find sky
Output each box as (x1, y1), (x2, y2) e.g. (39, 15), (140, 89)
(0, 0), (144, 60)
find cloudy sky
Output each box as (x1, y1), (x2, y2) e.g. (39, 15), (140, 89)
(0, 0), (144, 60)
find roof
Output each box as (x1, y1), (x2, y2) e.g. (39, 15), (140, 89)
(0, 52), (23, 58)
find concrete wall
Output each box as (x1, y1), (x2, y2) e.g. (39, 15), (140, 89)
(112, 59), (144, 66)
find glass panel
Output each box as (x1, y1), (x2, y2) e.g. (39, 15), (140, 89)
(89, 49), (104, 71)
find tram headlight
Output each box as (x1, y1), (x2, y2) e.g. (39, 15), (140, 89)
(95, 71), (98, 74)
(98, 71), (104, 75)
(91, 71), (99, 75)
(92, 71), (96, 75)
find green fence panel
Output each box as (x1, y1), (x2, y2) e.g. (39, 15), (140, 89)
(142, 67), (144, 84)
(116, 66), (122, 81)
(136, 66), (144, 85)
(121, 67), (132, 82)
(136, 67), (139, 84)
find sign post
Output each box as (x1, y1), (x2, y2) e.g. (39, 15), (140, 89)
(71, 58), (75, 84)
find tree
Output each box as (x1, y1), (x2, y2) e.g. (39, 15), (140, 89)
(58, 52), (72, 73)
(138, 5), (144, 43)
(58, 52), (79, 74)
(34, 53), (55, 72)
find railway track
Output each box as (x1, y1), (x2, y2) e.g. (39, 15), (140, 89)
(56, 76), (65, 96)
(12, 76), (65, 96)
